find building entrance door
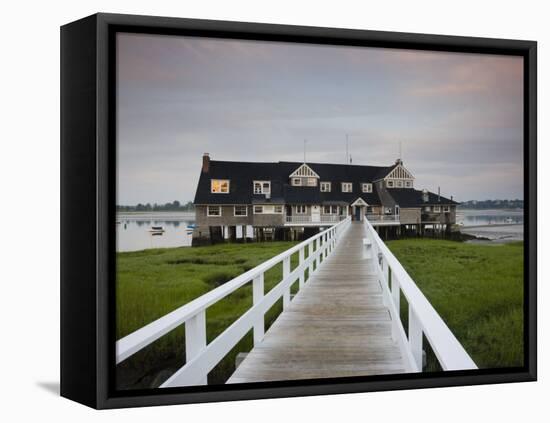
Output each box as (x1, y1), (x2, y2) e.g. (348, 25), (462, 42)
(311, 205), (320, 222)
(355, 206), (361, 221)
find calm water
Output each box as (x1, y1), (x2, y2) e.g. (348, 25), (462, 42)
(116, 209), (525, 251)
(457, 209), (524, 242)
(116, 212), (195, 252)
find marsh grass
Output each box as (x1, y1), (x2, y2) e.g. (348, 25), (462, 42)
(116, 241), (297, 389)
(386, 239), (524, 370)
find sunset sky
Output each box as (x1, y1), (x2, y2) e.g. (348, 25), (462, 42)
(116, 33), (524, 205)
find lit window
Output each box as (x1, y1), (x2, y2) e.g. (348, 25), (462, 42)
(424, 206), (431, 212)
(387, 180), (394, 188)
(234, 206), (247, 216)
(320, 182), (331, 192)
(361, 183), (372, 193)
(207, 206), (221, 216)
(253, 205), (263, 214)
(342, 182), (352, 193)
(292, 178), (302, 186)
(253, 181), (270, 194)
(296, 205), (307, 214)
(211, 179), (230, 193)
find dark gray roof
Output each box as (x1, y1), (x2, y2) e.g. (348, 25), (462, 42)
(193, 160), (455, 207)
(388, 188), (459, 207)
(194, 160), (391, 205)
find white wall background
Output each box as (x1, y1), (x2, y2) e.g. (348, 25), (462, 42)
(0, 0), (546, 420)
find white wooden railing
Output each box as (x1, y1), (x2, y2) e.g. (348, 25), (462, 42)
(366, 214), (400, 223)
(285, 215), (346, 224)
(363, 218), (477, 372)
(116, 216), (352, 387)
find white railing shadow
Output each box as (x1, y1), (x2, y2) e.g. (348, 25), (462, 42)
(363, 218), (477, 372)
(116, 216), (352, 387)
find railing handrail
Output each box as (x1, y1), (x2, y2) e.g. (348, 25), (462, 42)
(116, 216), (352, 367)
(363, 218), (477, 371)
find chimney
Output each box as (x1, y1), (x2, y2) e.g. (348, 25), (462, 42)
(422, 189), (429, 203)
(202, 153), (210, 173)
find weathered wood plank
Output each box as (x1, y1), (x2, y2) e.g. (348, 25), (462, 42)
(227, 222), (405, 383)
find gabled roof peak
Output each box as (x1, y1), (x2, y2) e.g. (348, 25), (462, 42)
(289, 163), (320, 178)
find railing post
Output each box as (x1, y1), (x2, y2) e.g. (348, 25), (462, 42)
(185, 310), (207, 385)
(283, 257), (291, 309)
(323, 233), (328, 259)
(315, 237), (321, 268)
(308, 241), (314, 279)
(252, 273), (265, 346)
(298, 247), (305, 289)
(408, 307), (423, 371)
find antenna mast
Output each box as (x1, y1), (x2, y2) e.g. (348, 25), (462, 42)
(303, 139), (307, 163)
(345, 134), (349, 164)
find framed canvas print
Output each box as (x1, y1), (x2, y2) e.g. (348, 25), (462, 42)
(60, 13), (537, 409)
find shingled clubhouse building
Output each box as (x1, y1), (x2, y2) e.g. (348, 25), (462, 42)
(192, 153), (458, 244)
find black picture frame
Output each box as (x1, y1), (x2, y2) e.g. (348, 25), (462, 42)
(60, 12), (537, 409)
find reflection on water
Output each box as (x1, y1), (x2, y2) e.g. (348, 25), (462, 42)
(456, 209), (524, 226)
(116, 212), (195, 252)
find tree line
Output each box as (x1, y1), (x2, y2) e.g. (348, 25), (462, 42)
(116, 200), (195, 212)
(459, 199), (523, 209)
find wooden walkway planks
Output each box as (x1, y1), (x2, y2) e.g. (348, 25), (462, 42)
(227, 222), (405, 384)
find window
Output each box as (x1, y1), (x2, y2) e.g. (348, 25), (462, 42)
(434, 206), (441, 212)
(274, 205), (283, 214)
(361, 183), (372, 193)
(405, 180), (412, 188)
(306, 177), (317, 187)
(292, 178), (302, 186)
(253, 205), (263, 214)
(253, 180), (270, 194)
(387, 180), (394, 188)
(320, 182), (331, 192)
(424, 206), (431, 212)
(341, 182), (353, 192)
(323, 205), (339, 214)
(207, 205), (221, 216)
(443, 206), (450, 212)
(385, 207), (392, 214)
(295, 205), (307, 214)
(234, 205), (247, 216)
(211, 179), (229, 193)
(254, 205), (283, 214)
(396, 180), (403, 188)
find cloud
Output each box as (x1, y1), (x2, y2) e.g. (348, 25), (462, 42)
(116, 33), (524, 204)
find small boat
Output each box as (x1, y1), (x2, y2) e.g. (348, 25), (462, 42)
(186, 223), (197, 230)
(505, 217), (513, 224)
(149, 226), (165, 233)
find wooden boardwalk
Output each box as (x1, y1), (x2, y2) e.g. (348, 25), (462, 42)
(228, 222), (405, 383)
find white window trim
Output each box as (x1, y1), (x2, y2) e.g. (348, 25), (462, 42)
(295, 205), (307, 214)
(292, 178), (302, 186)
(320, 182), (331, 192)
(306, 177), (317, 187)
(233, 205), (248, 217)
(253, 180), (271, 195)
(361, 183), (373, 193)
(443, 206), (450, 212)
(273, 205), (284, 214)
(207, 205), (222, 216)
(210, 179), (230, 194)
(253, 205), (263, 214)
(254, 205), (283, 214)
(387, 180), (394, 188)
(434, 206), (441, 212)
(342, 182), (353, 193)
(405, 181), (413, 188)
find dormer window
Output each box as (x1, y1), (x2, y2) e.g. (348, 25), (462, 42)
(306, 177), (317, 187)
(361, 183), (372, 193)
(253, 180), (271, 194)
(292, 178), (302, 186)
(405, 181), (413, 188)
(387, 180), (394, 188)
(341, 182), (353, 193)
(211, 179), (230, 193)
(320, 182), (331, 192)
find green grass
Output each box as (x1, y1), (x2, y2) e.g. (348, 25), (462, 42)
(385, 239), (524, 370)
(116, 241), (299, 389)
